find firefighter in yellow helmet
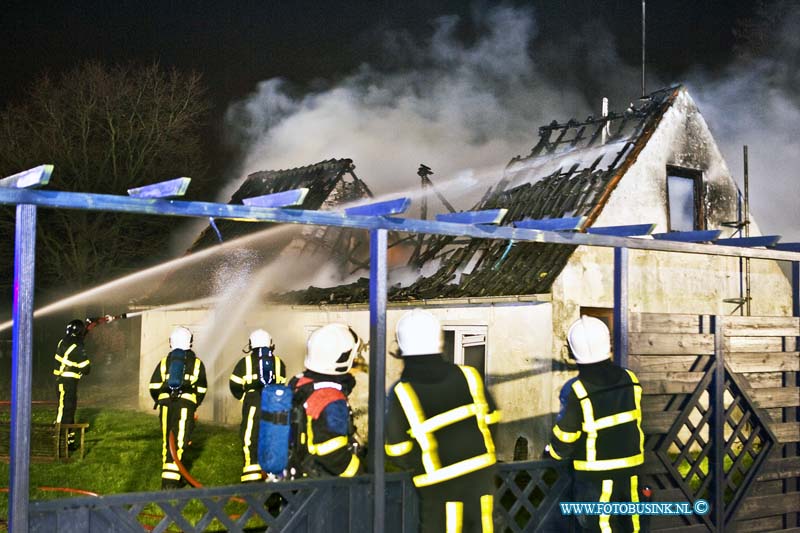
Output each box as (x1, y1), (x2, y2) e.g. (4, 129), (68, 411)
(385, 309), (500, 533)
(148, 326), (208, 489)
(547, 316), (645, 532)
(287, 323), (363, 478)
(229, 329), (287, 482)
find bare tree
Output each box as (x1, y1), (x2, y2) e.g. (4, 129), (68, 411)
(0, 62), (211, 295)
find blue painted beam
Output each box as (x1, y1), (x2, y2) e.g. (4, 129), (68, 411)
(513, 216), (585, 232)
(345, 197), (410, 217)
(127, 177), (191, 198)
(771, 243), (800, 253)
(0, 165), (53, 189)
(0, 187), (799, 261)
(715, 236), (781, 248)
(436, 209), (507, 225)
(586, 223), (655, 237)
(652, 230), (721, 242)
(242, 188), (309, 208)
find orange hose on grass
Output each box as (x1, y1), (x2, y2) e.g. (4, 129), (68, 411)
(0, 486), (99, 497)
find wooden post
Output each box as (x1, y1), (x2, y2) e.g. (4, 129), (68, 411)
(710, 315), (725, 530)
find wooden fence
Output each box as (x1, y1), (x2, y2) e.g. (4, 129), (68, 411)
(630, 312), (800, 532)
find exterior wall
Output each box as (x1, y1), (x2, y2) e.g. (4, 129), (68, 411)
(548, 88), (793, 419)
(138, 299), (553, 461)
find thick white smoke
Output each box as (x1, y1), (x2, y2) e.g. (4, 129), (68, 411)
(689, 4), (800, 240)
(223, 6), (591, 208)
(224, 4), (798, 241)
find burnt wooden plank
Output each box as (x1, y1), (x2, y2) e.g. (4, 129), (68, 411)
(773, 422), (800, 443)
(630, 333), (714, 355)
(630, 313), (701, 334)
(721, 316), (800, 337)
(755, 456), (800, 482)
(724, 336), (785, 353)
(727, 352), (800, 373)
(736, 491), (800, 520)
(638, 372), (704, 394)
(751, 387), (799, 409)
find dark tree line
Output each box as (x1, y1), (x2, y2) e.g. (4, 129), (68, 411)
(0, 62), (212, 299)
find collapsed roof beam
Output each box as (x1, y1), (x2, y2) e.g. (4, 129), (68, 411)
(242, 188), (309, 208)
(127, 177), (191, 199)
(652, 230), (721, 242)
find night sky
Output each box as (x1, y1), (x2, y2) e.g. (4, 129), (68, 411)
(3, 1), (797, 238)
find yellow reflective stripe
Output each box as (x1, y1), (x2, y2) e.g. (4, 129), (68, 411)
(191, 358), (201, 383)
(385, 440), (414, 457)
(419, 404), (477, 433)
(313, 436), (348, 456)
(149, 382), (162, 389)
(395, 383), (441, 474)
(631, 475), (640, 532)
(59, 371), (82, 379)
(161, 406), (169, 466)
(413, 453), (496, 488)
(245, 356), (253, 385)
(484, 410), (501, 425)
(573, 453), (645, 471)
(553, 424), (582, 443)
(163, 462), (180, 472)
(627, 369), (645, 457)
(196, 387), (207, 393)
(480, 494), (494, 533)
(241, 472), (262, 482)
(56, 384), (65, 423)
(243, 406), (256, 468)
(230, 374), (244, 385)
(590, 410), (640, 431)
(548, 446), (562, 460)
(243, 464), (261, 474)
(599, 479), (613, 533)
(446, 501), (463, 533)
(275, 357), (286, 384)
(160, 358), (167, 379)
(176, 408), (188, 460)
(157, 392), (199, 404)
(162, 471), (182, 480)
(459, 366), (496, 454)
(340, 454), (360, 477)
(74, 359), (89, 368)
(572, 379), (597, 461)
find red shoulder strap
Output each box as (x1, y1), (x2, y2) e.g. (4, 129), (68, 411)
(305, 388), (346, 420)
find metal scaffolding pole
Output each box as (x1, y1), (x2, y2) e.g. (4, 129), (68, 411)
(9, 204), (37, 533)
(367, 228), (388, 533)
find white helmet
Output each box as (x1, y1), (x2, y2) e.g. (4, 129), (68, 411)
(249, 329), (273, 350)
(396, 309), (442, 356)
(567, 316), (611, 364)
(170, 326), (193, 351)
(305, 323), (360, 375)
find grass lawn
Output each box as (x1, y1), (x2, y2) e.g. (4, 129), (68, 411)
(0, 405), (243, 524)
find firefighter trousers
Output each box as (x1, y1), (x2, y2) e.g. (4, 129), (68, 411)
(55, 379), (79, 426)
(417, 466), (496, 533)
(159, 399), (196, 489)
(573, 474), (641, 533)
(239, 392), (263, 482)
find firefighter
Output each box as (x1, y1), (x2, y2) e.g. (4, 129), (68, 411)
(287, 323), (362, 478)
(53, 319), (92, 448)
(547, 316), (645, 533)
(385, 309), (501, 533)
(229, 329), (287, 482)
(148, 326), (208, 489)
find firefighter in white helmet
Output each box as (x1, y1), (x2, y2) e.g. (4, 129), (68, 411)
(547, 316), (645, 532)
(287, 323), (363, 478)
(148, 326), (208, 489)
(229, 329), (287, 482)
(385, 309), (500, 532)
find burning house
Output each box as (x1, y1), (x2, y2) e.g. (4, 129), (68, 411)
(135, 85), (792, 459)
